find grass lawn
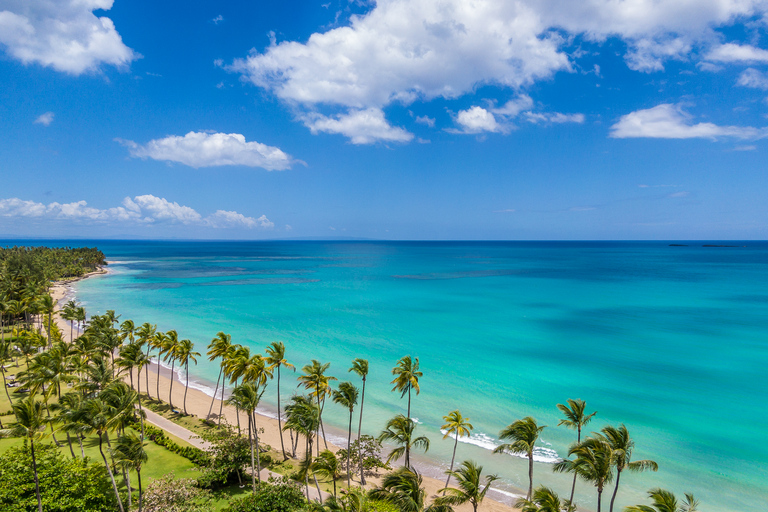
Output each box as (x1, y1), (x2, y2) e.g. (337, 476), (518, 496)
(143, 395), (219, 438)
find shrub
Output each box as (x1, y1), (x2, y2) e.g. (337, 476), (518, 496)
(144, 423), (209, 466)
(142, 473), (212, 512)
(224, 477), (307, 512)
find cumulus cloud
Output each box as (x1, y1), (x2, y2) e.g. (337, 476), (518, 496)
(454, 106), (502, 134)
(0, 194), (273, 229)
(228, 0), (768, 142)
(452, 97), (583, 134)
(119, 131), (296, 170)
(610, 104), (768, 140)
(34, 111), (54, 126)
(737, 68), (768, 90)
(415, 115), (435, 127)
(301, 108), (413, 144)
(705, 43), (768, 63)
(0, 0), (137, 74)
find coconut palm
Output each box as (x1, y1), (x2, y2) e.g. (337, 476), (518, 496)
(149, 331), (166, 400)
(265, 341), (295, 460)
(515, 486), (567, 512)
(175, 338), (200, 415)
(332, 381), (359, 487)
(75, 306), (87, 337)
(113, 430), (148, 512)
(600, 425), (658, 512)
(284, 394), (322, 500)
(227, 382), (266, 491)
(135, 323), (156, 399)
(51, 391), (88, 459)
(493, 417), (545, 500)
(61, 300), (78, 342)
(349, 357), (369, 484)
(39, 294), (56, 347)
(553, 437), (614, 512)
(390, 355), (421, 421)
(299, 359), (337, 453)
(161, 330), (180, 410)
(369, 466), (449, 512)
(434, 460), (498, 512)
(206, 332), (231, 419)
(625, 488), (699, 512)
(0, 338), (16, 413)
(440, 410), (473, 492)
(378, 414), (430, 469)
(313, 449), (344, 497)
(0, 397), (48, 512)
(558, 398), (597, 506)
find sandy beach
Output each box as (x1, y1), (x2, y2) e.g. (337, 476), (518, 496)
(49, 271), (522, 512)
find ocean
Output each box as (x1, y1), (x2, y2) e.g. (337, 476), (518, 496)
(24, 240), (768, 512)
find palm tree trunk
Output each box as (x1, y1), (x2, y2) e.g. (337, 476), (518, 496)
(137, 379), (145, 440)
(248, 413), (256, 492)
(405, 443), (410, 469)
(527, 451), (533, 500)
(30, 438), (43, 512)
(253, 411), (261, 484)
(155, 360), (161, 402)
(218, 378), (226, 426)
(304, 437), (311, 501)
(207, 367), (222, 419)
(99, 433), (125, 512)
(569, 427), (581, 506)
(78, 434), (85, 459)
(276, 367), (287, 460)
(346, 409), (352, 487)
(1, 367), (14, 412)
(145, 345), (151, 399)
(357, 377), (366, 485)
(609, 470), (622, 512)
(137, 467), (143, 512)
(407, 387), (411, 420)
(183, 361), (189, 415)
(168, 360), (175, 410)
(444, 436), (458, 492)
(125, 468), (132, 510)
(597, 487), (603, 512)
(66, 432), (76, 458)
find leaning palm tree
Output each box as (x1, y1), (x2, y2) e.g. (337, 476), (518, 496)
(205, 332), (231, 419)
(332, 381), (359, 487)
(625, 488), (699, 512)
(493, 417), (545, 500)
(0, 397), (48, 512)
(174, 338), (200, 415)
(557, 398), (597, 506)
(441, 410), (473, 492)
(391, 355), (422, 420)
(113, 431), (148, 512)
(349, 357), (369, 484)
(553, 437), (614, 512)
(435, 460), (498, 512)
(265, 341), (295, 460)
(298, 359), (337, 453)
(227, 382), (266, 491)
(515, 486), (567, 512)
(378, 414), (430, 469)
(600, 425), (658, 512)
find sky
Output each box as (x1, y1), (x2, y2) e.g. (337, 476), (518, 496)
(1, 0), (768, 240)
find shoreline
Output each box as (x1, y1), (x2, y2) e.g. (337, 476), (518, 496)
(50, 269), (525, 512)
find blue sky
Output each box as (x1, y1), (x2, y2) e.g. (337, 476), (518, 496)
(1, 0), (767, 240)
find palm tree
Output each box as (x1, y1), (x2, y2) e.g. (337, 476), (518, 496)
(161, 330), (180, 411)
(299, 359), (337, 454)
(61, 300), (78, 342)
(175, 338), (200, 415)
(440, 410), (473, 492)
(493, 417), (545, 500)
(284, 394), (321, 500)
(150, 331), (166, 401)
(600, 425), (658, 512)
(51, 391), (88, 459)
(39, 294), (56, 347)
(227, 382), (266, 491)
(313, 449), (344, 497)
(349, 358), (369, 484)
(265, 341), (295, 460)
(75, 306), (86, 338)
(136, 323), (156, 399)
(557, 398), (597, 506)
(434, 460), (498, 512)
(625, 488), (699, 512)
(515, 486), (567, 512)
(332, 381), (359, 487)
(206, 332), (231, 419)
(391, 355), (422, 421)
(113, 431), (148, 512)
(378, 414), (430, 469)
(553, 437), (614, 512)
(0, 338), (15, 413)
(369, 466), (449, 512)
(0, 397), (48, 512)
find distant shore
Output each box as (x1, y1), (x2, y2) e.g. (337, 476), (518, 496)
(50, 270), (525, 512)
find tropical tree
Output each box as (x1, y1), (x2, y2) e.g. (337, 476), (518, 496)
(378, 414), (429, 469)
(265, 340), (295, 460)
(113, 430), (148, 511)
(206, 332), (231, 419)
(149, 331), (166, 402)
(333, 380), (359, 487)
(175, 338), (200, 415)
(441, 410), (473, 492)
(136, 323), (157, 399)
(515, 486), (568, 512)
(313, 449), (344, 497)
(553, 437), (614, 512)
(299, 359), (337, 453)
(161, 330), (181, 410)
(600, 425), (658, 512)
(227, 382), (266, 491)
(390, 356), (421, 420)
(39, 294), (56, 347)
(434, 460), (498, 512)
(557, 398), (597, 506)
(0, 338), (16, 414)
(624, 488), (699, 512)
(61, 300), (78, 341)
(284, 394), (322, 500)
(493, 417), (545, 500)
(0, 396), (48, 512)
(369, 466), (449, 512)
(349, 357), (369, 485)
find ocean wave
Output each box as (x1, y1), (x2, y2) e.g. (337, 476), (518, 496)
(439, 429), (561, 464)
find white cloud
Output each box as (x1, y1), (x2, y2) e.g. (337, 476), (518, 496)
(492, 95), (535, 118)
(120, 131), (296, 170)
(415, 115), (435, 127)
(737, 68), (768, 90)
(0, 194), (272, 229)
(0, 0), (137, 74)
(301, 108), (413, 144)
(212, 15), (224, 25)
(454, 106), (502, 134)
(705, 43), (768, 63)
(610, 104), (768, 140)
(524, 112), (585, 124)
(34, 111), (54, 126)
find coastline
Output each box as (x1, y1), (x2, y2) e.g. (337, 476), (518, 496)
(50, 270), (524, 512)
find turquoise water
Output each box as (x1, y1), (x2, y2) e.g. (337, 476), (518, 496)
(50, 240), (768, 511)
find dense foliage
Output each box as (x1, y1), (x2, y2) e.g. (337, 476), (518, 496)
(0, 444), (118, 512)
(144, 423), (208, 466)
(1, 245), (106, 285)
(142, 473), (212, 512)
(224, 478), (307, 512)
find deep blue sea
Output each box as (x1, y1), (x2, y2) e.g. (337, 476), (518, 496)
(12, 240), (767, 512)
